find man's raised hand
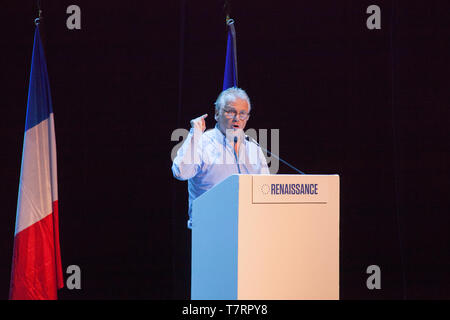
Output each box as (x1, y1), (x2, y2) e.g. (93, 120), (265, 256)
(190, 114), (208, 132)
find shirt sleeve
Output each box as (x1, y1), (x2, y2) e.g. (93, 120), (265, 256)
(257, 146), (271, 174)
(171, 128), (203, 181)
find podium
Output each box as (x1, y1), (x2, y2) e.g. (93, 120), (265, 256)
(191, 174), (340, 300)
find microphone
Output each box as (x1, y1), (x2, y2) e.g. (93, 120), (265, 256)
(233, 136), (241, 174)
(245, 135), (305, 175)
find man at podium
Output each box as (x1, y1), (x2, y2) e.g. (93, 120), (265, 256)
(172, 87), (270, 228)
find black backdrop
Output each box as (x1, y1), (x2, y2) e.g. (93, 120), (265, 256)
(1, 0), (449, 300)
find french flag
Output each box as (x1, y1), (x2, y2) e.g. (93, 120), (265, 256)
(9, 24), (63, 300)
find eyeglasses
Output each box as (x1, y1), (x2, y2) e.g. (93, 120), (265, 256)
(222, 108), (250, 120)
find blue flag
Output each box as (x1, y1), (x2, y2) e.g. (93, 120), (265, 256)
(223, 18), (238, 90)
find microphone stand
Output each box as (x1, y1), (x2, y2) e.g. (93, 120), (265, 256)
(245, 136), (305, 175)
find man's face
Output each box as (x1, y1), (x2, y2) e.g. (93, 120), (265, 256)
(215, 98), (250, 136)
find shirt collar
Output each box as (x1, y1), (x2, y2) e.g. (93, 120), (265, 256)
(213, 124), (247, 148)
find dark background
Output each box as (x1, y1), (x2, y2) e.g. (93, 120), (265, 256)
(1, 0), (449, 299)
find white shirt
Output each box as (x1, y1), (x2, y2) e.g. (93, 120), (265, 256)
(172, 125), (270, 228)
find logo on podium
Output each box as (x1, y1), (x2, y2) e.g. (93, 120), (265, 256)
(261, 184), (270, 195)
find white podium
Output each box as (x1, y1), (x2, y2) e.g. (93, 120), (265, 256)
(191, 174), (339, 300)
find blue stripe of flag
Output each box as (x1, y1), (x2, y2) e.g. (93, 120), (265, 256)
(25, 25), (53, 131)
(223, 21), (238, 90)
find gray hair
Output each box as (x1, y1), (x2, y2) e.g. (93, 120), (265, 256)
(214, 87), (251, 112)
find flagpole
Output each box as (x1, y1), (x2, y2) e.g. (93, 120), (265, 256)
(35, 0), (43, 25)
(35, 10), (42, 25)
(34, 0), (47, 48)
